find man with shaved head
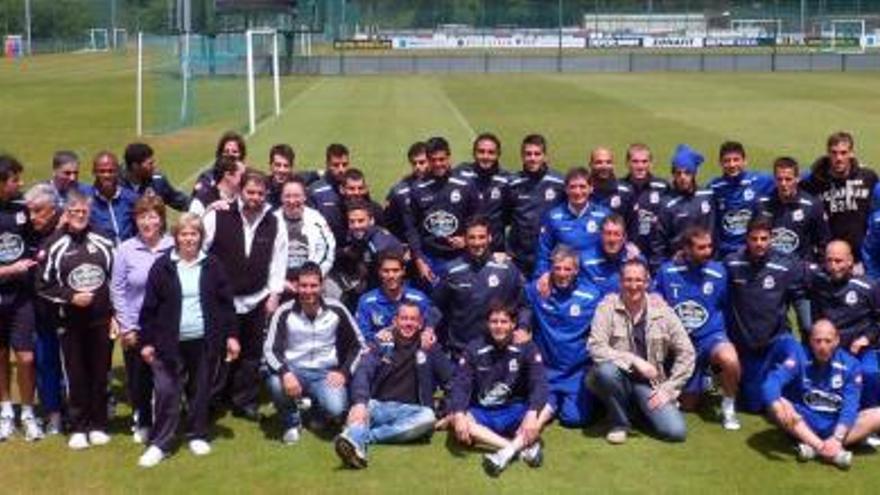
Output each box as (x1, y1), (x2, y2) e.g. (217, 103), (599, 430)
(588, 147), (634, 224)
(763, 319), (880, 469)
(807, 240), (880, 410)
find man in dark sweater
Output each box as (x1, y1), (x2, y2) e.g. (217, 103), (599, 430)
(334, 301), (452, 469)
(203, 170), (287, 420)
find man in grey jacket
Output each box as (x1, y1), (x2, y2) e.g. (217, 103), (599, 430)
(587, 259), (695, 445)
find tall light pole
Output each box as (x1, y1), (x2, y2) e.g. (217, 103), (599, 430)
(557, 0), (563, 73)
(24, 0), (32, 55)
(800, 0), (806, 37)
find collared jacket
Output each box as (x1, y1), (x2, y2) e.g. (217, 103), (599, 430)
(264, 298), (366, 378)
(535, 201), (610, 278)
(122, 172), (190, 212)
(588, 293), (695, 399)
(502, 165), (564, 275)
(403, 173), (479, 261)
(139, 252), (238, 362)
(591, 178), (635, 229)
(624, 174), (670, 261)
(654, 259), (729, 342)
(0, 196), (34, 302)
(88, 184), (139, 244)
(449, 335), (548, 413)
(709, 171), (775, 257)
(307, 174), (346, 247)
(806, 270), (880, 349)
(355, 285), (441, 344)
(110, 234), (175, 332)
(754, 189), (830, 262)
(275, 206), (335, 278)
(350, 335), (453, 409)
(862, 209), (880, 280)
(453, 161), (511, 253)
(649, 187), (716, 272)
(384, 175), (418, 241)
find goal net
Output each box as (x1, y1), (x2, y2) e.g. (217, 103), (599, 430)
(820, 19), (866, 54)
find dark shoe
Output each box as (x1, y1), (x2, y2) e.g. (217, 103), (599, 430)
(334, 433), (367, 469)
(232, 407), (261, 422)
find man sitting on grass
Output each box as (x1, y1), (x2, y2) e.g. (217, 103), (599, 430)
(763, 319), (880, 470)
(449, 304), (548, 476)
(334, 302), (452, 469)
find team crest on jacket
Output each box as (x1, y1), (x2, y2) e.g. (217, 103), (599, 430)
(763, 275), (775, 290)
(771, 227), (799, 254)
(586, 221), (597, 233)
(15, 211), (27, 224)
(673, 301), (709, 331)
(610, 196), (621, 209)
(845, 290), (858, 306)
(508, 359), (519, 373)
(722, 209), (752, 235)
(701, 201), (710, 214)
(0, 232), (25, 263)
(702, 281), (714, 295)
(650, 191), (660, 204)
(416, 350), (427, 365)
(743, 188), (754, 201)
(424, 211), (458, 237)
(570, 304), (581, 317)
(487, 274), (500, 288)
(67, 263), (106, 292)
(86, 243), (97, 254)
(545, 189), (556, 201)
(450, 190), (461, 203)
(792, 209), (804, 222)
(831, 374), (844, 389)
(491, 187), (501, 200)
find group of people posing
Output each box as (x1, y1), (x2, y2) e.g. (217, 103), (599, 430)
(2, 129), (880, 475)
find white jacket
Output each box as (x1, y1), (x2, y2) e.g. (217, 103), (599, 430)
(275, 206), (336, 276)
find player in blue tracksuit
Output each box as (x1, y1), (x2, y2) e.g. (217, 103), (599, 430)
(763, 319), (880, 469)
(404, 137), (479, 285)
(588, 147), (635, 227)
(450, 304), (549, 476)
(121, 143), (191, 212)
(333, 200), (403, 300)
(863, 208), (880, 281)
(655, 225), (742, 430)
(754, 157), (830, 263)
(649, 144), (716, 272)
(534, 167), (610, 278)
(453, 133), (511, 254)
(502, 134), (565, 277)
(433, 217), (525, 355)
(355, 250), (441, 344)
(576, 214), (640, 298)
(384, 142), (430, 242)
(525, 245), (601, 427)
(709, 142), (775, 258)
(307, 145), (350, 250)
(724, 216), (809, 413)
(623, 143), (670, 263)
(806, 240), (880, 408)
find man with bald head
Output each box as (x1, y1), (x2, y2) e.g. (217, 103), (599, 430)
(807, 240), (880, 409)
(763, 319), (880, 469)
(588, 147), (634, 224)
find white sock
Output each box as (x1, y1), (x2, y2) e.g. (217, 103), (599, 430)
(0, 401), (13, 417)
(721, 396), (736, 416)
(20, 405), (34, 419)
(496, 445), (516, 464)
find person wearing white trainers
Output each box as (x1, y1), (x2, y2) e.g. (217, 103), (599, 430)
(449, 304), (550, 477)
(138, 214), (240, 466)
(654, 226), (742, 431)
(587, 260), (695, 445)
(0, 156), (42, 444)
(764, 320), (880, 470)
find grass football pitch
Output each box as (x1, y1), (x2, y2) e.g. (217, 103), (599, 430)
(2, 52), (880, 493)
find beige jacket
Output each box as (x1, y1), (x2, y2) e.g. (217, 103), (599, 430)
(588, 292), (695, 398)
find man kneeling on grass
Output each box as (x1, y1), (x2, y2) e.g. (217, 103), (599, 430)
(334, 301), (452, 469)
(449, 303), (549, 476)
(763, 319), (880, 469)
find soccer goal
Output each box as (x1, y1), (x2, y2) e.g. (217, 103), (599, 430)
(86, 28), (110, 52)
(731, 19), (783, 39)
(822, 19), (866, 54)
(245, 29), (282, 136)
(112, 28), (128, 50)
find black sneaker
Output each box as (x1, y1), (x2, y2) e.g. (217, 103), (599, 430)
(232, 406), (262, 422)
(520, 441), (543, 468)
(482, 452), (510, 477)
(334, 433), (367, 469)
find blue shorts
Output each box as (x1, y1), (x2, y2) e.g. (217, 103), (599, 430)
(737, 334), (800, 413)
(470, 402), (528, 436)
(683, 332), (730, 395)
(793, 403), (836, 439)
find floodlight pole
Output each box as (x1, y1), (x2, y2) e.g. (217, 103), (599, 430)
(24, 0), (32, 55)
(137, 32), (143, 136)
(800, 0), (806, 38)
(273, 32), (281, 116)
(247, 31), (256, 135)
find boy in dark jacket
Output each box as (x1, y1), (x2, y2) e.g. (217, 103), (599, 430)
(449, 304), (549, 477)
(334, 301), (451, 469)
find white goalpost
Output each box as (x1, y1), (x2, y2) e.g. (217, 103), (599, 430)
(827, 19), (867, 54)
(246, 28), (282, 136)
(731, 19), (783, 39)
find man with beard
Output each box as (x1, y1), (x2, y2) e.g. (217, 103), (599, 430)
(308, 144), (352, 246)
(385, 142), (430, 242)
(453, 133), (511, 253)
(121, 143), (190, 212)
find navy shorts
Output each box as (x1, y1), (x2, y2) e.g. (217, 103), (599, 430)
(683, 332), (730, 394)
(0, 296), (36, 352)
(469, 402), (528, 436)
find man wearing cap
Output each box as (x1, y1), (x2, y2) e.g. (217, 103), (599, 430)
(649, 144), (716, 272)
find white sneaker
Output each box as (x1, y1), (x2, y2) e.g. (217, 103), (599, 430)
(68, 433), (90, 450)
(722, 412), (742, 431)
(606, 428), (628, 445)
(863, 433), (880, 448)
(22, 415), (44, 442)
(282, 427), (301, 445)
(189, 439), (212, 456)
(832, 450), (853, 470)
(138, 446), (165, 468)
(132, 427), (150, 445)
(88, 430), (111, 446)
(0, 415), (15, 441)
(45, 415), (63, 436)
(795, 443), (815, 462)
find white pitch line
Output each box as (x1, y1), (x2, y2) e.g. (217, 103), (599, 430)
(441, 90), (477, 139)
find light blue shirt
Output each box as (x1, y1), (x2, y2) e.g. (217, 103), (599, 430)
(173, 251), (205, 341)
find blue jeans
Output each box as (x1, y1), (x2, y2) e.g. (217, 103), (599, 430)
(266, 368), (348, 429)
(343, 400), (435, 452)
(587, 362), (687, 442)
